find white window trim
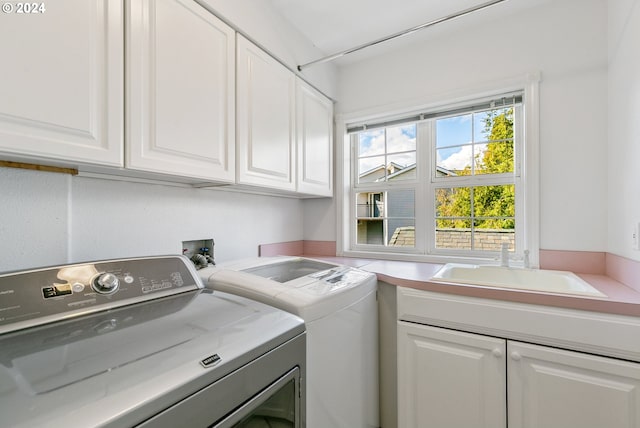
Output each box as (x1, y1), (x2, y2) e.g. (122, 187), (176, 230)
(335, 73), (541, 267)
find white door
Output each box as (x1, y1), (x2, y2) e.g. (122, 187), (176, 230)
(296, 78), (333, 196)
(236, 35), (296, 191)
(397, 322), (507, 428)
(508, 341), (640, 428)
(0, 0), (123, 166)
(126, 0), (235, 182)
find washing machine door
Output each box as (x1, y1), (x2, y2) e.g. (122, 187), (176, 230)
(214, 367), (300, 427)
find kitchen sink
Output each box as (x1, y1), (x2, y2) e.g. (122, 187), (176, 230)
(430, 263), (606, 298)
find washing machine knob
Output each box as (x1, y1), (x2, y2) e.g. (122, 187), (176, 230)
(92, 272), (120, 294)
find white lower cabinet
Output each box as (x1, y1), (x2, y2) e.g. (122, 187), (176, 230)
(508, 341), (640, 428)
(398, 322), (506, 428)
(398, 322), (640, 428)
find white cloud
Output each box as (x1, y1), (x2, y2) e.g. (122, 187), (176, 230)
(359, 126), (416, 158)
(438, 145), (485, 171)
(359, 130), (385, 157)
(386, 126), (416, 153)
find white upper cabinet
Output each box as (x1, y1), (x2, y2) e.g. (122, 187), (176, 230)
(126, 0), (235, 182)
(1, 1), (332, 194)
(0, 0), (123, 166)
(236, 35), (296, 191)
(296, 79), (333, 196)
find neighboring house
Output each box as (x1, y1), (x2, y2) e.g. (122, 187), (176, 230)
(358, 162), (410, 183)
(357, 163), (456, 245)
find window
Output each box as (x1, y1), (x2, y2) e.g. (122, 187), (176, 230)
(432, 105), (519, 254)
(345, 88), (536, 263)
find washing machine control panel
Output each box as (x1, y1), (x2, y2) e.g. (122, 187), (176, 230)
(92, 272), (120, 294)
(0, 256), (202, 334)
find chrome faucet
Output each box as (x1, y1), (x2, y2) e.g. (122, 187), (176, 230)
(523, 250), (530, 269)
(500, 242), (510, 267)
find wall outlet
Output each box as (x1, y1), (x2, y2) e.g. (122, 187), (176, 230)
(633, 223), (640, 251)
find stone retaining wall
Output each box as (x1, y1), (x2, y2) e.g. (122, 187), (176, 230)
(436, 228), (515, 250)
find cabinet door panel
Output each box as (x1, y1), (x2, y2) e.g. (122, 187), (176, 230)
(127, 0), (235, 181)
(508, 341), (640, 428)
(296, 79), (333, 196)
(0, 0), (123, 165)
(398, 322), (506, 428)
(236, 35), (295, 190)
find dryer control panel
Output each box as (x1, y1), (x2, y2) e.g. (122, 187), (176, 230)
(0, 256), (202, 334)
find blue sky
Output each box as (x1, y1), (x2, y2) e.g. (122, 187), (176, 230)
(436, 114), (476, 171)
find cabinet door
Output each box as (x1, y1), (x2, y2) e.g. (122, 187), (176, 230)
(296, 79), (333, 196)
(236, 35), (296, 191)
(126, 0), (235, 182)
(508, 341), (640, 428)
(0, 0), (123, 166)
(398, 322), (506, 428)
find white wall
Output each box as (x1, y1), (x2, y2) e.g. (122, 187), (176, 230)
(70, 177), (303, 264)
(0, 168), (304, 272)
(0, 0), (335, 273)
(0, 168), (71, 270)
(323, 0), (609, 252)
(608, 0), (640, 260)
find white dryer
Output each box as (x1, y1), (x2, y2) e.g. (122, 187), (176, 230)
(199, 257), (379, 428)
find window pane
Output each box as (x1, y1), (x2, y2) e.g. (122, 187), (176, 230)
(472, 185), (515, 220)
(435, 219), (471, 250)
(474, 142), (514, 174)
(358, 129), (385, 157)
(356, 192), (383, 218)
(473, 108), (513, 143)
(357, 219), (383, 245)
(387, 189), (415, 217)
(387, 153), (416, 181)
(358, 156), (385, 182)
(436, 146), (472, 175)
(387, 124), (416, 153)
(436, 187), (471, 220)
(436, 114), (472, 148)
(388, 220), (415, 247)
(474, 219), (515, 252)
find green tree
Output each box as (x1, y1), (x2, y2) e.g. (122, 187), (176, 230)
(437, 108), (515, 229)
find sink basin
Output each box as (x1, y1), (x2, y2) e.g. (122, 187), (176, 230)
(430, 264), (606, 298)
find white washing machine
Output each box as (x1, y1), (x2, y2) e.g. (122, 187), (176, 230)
(199, 256), (379, 428)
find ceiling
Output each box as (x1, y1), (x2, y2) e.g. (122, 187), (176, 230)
(267, 0), (554, 66)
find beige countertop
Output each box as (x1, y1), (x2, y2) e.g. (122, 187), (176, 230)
(308, 256), (640, 318)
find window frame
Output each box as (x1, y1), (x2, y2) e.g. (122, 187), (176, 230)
(336, 74), (540, 267)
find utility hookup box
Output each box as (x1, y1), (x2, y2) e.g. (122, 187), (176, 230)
(182, 239), (215, 269)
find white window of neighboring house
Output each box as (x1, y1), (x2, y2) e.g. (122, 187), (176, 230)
(342, 81), (539, 265)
